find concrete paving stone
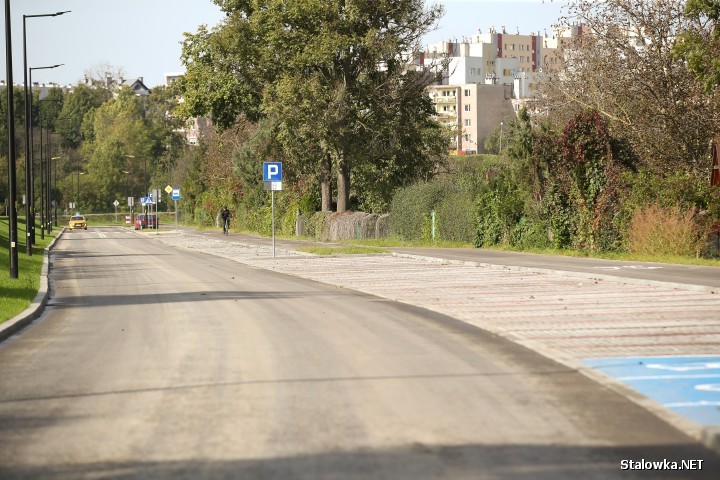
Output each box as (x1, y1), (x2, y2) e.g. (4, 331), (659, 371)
(156, 234), (720, 362)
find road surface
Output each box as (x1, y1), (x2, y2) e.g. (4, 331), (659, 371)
(0, 227), (717, 479)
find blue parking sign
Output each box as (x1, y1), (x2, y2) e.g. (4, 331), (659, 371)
(263, 162), (282, 182)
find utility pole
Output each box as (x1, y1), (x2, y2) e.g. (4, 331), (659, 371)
(5, 0), (19, 278)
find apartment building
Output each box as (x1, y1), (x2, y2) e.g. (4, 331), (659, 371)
(424, 25), (585, 86)
(429, 83), (515, 154)
(164, 72), (210, 146)
(423, 25), (586, 153)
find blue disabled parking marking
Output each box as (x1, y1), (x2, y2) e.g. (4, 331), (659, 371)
(583, 356), (720, 426)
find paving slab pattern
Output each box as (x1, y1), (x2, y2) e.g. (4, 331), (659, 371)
(156, 233), (720, 363)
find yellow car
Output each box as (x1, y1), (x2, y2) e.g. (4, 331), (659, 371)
(68, 215), (88, 230)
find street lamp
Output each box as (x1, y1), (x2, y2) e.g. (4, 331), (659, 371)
(40, 98), (62, 233)
(50, 157), (62, 227)
(77, 171), (86, 211)
(122, 168), (135, 224)
(5, 0), (19, 278)
(29, 65), (63, 241)
(50, 157), (61, 228)
(23, 10), (69, 253)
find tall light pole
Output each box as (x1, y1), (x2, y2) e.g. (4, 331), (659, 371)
(29, 64), (62, 242)
(76, 171), (85, 211)
(39, 97), (62, 233)
(52, 156), (60, 226)
(23, 10), (69, 253)
(5, 0), (18, 277)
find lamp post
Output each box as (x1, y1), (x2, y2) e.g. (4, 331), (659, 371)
(77, 171), (85, 211)
(5, 0), (19, 278)
(29, 65), (63, 242)
(52, 156), (60, 226)
(23, 10), (69, 253)
(122, 169), (134, 224)
(39, 97), (62, 233)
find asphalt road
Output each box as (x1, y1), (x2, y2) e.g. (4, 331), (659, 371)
(0, 227), (718, 479)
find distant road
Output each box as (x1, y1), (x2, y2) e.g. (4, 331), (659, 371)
(0, 226), (717, 479)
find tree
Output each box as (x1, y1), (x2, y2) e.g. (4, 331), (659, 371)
(55, 84), (110, 149)
(536, 0), (719, 178)
(674, 0), (720, 92)
(178, 0), (447, 212)
(81, 88), (158, 211)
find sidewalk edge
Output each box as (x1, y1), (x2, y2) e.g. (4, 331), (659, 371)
(0, 231), (62, 342)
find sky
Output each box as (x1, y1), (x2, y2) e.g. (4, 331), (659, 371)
(1, 0), (569, 89)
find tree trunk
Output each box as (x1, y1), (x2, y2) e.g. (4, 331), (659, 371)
(321, 153), (332, 212)
(336, 153), (350, 212)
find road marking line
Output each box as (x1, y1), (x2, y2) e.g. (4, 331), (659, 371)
(696, 383), (720, 392)
(646, 362), (720, 371)
(617, 374), (720, 381)
(664, 401), (720, 408)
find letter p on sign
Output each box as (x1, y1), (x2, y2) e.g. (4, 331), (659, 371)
(263, 162), (282, 182)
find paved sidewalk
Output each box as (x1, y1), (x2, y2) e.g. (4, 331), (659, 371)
(158, 232), (720, 361)
(154, 230), (720, 452)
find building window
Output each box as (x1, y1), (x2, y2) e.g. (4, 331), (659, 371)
(470, 68), (476, 75)
(464, 89), (471, 96)
(464, 119), (471, 126)
(464, 104), (471, 112)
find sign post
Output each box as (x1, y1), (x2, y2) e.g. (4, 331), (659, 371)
(263, 162), (283, 258)
(128, 196), (135, 224)
(170, 187), (181, 230)
(113, 200), (120, 223)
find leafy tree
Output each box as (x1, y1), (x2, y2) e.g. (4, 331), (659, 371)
(537, 0), (718, 178)
(178, 0), (447, 212)
(0, 86), (26, 156)
(56, 84), (110, 149)
(675, 0), (720, 92)
(37, 88), (65, 132)
(81, 88), (159, 211)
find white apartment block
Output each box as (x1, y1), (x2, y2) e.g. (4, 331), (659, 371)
(423, 25), (586, 153)
(424, 25), (584, 90)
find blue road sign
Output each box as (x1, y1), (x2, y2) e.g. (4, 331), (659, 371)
(584, 356), (720, 426)
(263, 162), (282, 182)
(171, 189), (181, 201)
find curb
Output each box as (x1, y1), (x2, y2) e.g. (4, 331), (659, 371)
(0, 231), (62, 343)
(390, 251), (720, 454)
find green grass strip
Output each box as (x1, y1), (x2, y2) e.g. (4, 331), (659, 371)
(297, 246), (389, 255)
(0, 217), (58, 324)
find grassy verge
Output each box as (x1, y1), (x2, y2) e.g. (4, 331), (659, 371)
(297, 245), (389, 255)
(0, 217), (58, 324)
(226, 228), (720, 266)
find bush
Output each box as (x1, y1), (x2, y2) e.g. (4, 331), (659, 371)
(305, 212), (332, 240)
(475, 168), (525, 247)
(627, 204), (710, 257)
(390, 181), (456, 240)
(435, 190), (476, 243)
